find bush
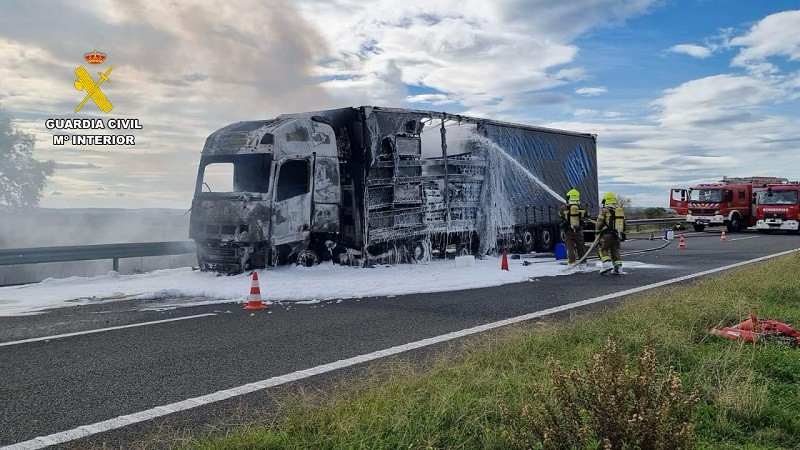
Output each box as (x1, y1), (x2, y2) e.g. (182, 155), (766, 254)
(500, 336), (700, 450)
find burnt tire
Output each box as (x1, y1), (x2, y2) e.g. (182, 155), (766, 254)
(296, 249), (320, 267)
(693, 224), (706, 232)
(412, 240), (432, 262)
(538, 227), (554, 252)
(522, 230), (536, 253)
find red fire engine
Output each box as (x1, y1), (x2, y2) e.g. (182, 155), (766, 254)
(755, 182), (800, 234)
(670, 176), (787, 233)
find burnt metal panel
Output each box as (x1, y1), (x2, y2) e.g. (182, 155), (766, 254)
(395, 136), (421, 157)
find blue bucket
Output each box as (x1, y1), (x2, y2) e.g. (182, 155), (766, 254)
(554, 242), (567, 260)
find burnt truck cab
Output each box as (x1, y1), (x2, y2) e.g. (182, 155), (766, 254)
(189, 117), (341, 273)
(755, 184), (800, 233)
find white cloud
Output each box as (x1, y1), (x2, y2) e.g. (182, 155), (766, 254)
(298, 0), (655, 106)
(730, 10), (800, 70)
(322, 60), (407, 105)
(572, 108), (622, 119)
(575, 86), (608, 96)
(548, 67), (800, 206)
(652, 74), (791, 128)
(405, 94), (456, 105)
(668, 44), (712, 58)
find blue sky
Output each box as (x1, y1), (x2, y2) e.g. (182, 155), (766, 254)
(0, 0), (798, 208)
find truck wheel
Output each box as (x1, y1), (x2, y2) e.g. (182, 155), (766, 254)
(522, 230), (535, 253)
(692, 224), (705, 232)
(538, 227), (554, 252)
(296, 249), (320, 267)
(727, 215), (742, 233)
(412, 240), (429, 262)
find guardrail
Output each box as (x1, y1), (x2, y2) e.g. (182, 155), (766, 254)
(0, 241), (196, 270)
(627, 218), (684, 224)
(0, 218), (686, 269)
(626, 217), (685, 232)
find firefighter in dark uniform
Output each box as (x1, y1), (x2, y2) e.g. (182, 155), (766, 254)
(559, 189), (590, 271)
(596, 192), (626, 274)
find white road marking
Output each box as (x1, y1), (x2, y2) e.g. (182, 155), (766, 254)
(727, 235), (761, 242)
(0, 314), (216, 348)
(4, 248), (799, 450)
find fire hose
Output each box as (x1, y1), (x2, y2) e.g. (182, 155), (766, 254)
(562, 233), (601, 271)
(711, 313), (800, 346)
(562, 232), (672, 271)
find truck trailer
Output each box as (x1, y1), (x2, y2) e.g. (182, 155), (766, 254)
(189, 106), (598, 273)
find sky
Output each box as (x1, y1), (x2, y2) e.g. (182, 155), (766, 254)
(0, 0), (798, 209)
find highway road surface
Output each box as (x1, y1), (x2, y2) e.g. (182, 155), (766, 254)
(1, 231), (799, 448)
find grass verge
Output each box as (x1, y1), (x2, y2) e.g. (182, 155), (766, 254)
(187, 252), (800, 449)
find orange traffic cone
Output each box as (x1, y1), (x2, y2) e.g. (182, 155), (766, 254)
(501, 251), (509, 271)
(720, 230), (727, 242)
(678, 234), (686, 249)
(243, 271), (267, 310)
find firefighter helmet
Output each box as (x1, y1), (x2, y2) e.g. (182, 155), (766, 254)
(602, 192), (617, 205)
(567, 189), (580, 203)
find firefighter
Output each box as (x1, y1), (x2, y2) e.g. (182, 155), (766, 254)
(596, 192), (627, 275)
(559, 188), (590, 271)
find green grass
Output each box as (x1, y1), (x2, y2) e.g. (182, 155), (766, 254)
(186, 252), (800, 449)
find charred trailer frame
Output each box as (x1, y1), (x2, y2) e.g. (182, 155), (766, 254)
(189, 106), (598, 273)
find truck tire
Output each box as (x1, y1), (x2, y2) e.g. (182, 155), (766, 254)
(522, 230), (535, 253)
(296, 249), (320, 267)
(412, 240), (429, 262)
(727, 214), (742, 233)
(693, 224), (705, 232)
(538, 227), (554, 252)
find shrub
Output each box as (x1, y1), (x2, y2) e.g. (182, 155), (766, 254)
(500, 336), (700, 449)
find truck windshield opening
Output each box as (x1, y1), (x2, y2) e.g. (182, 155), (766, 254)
(690, 189), (722, 202)
(199, 154), (273, 194)
(758, 190), (798, 205)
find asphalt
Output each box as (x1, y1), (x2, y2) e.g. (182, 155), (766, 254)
(1, 231), (798, 448)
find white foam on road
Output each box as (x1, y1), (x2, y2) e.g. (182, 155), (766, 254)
(0, 257), (572, 317)
(4, 247), (797, 450)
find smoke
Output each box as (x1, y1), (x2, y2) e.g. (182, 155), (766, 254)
(99, 0), (334, 117)
(0, 208), (189, 249)
(0, 208), (193, 285)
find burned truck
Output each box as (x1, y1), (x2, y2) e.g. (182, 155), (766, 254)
(189, 106), (598, 272)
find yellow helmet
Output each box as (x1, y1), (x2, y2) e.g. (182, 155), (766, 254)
(602, 192), (617, 205)
(567, 189), (580, 203)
